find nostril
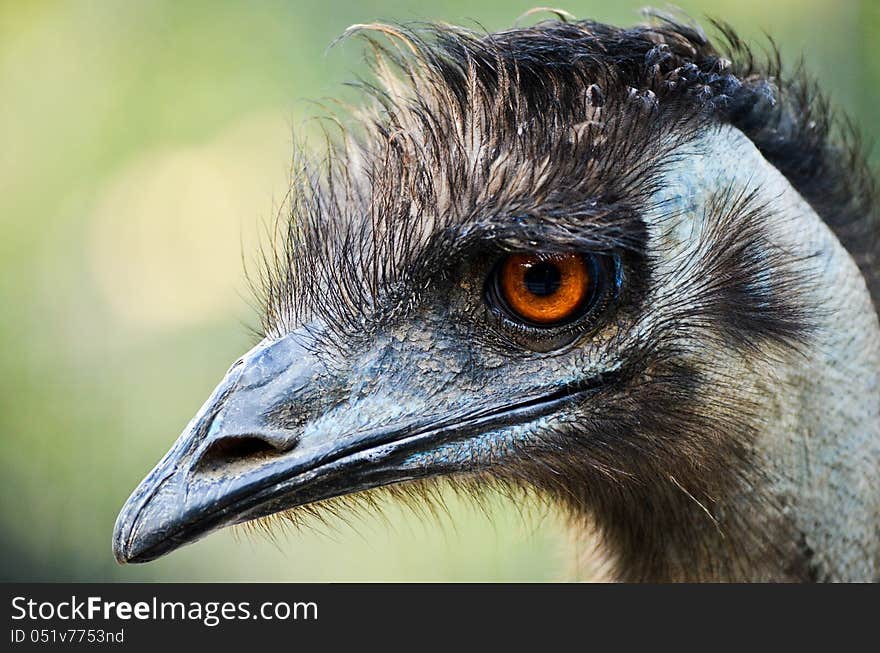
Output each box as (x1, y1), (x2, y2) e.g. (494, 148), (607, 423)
(207, 436), (279, 460)
(191, 435), (294, 476)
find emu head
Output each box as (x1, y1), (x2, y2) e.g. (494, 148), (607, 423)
(113, 16), (880, 581)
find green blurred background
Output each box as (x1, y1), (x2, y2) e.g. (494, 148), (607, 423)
(1, 0), (876, 581)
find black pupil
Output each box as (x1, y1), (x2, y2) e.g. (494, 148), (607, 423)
(524, 262), (562, 297)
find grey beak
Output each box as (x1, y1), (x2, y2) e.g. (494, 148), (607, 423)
(113, 322), (594, 564)
(111, 330), (471, 564)
(112, 334), (323, 563)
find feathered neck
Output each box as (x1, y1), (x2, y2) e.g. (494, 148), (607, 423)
(577, 126), (880, 582)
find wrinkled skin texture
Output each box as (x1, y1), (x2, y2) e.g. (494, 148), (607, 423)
(114, 19), (880, 581)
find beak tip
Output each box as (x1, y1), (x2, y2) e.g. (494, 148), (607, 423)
(112, 486), (159, 565)
(112, 516), (159, 565)
(112, 507), (135, 565)
(111, 473), (213, 565)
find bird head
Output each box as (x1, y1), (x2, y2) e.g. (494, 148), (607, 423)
(113, 16), (879, 580)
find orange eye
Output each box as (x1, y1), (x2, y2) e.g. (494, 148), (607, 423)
(496, 253), (594, 326)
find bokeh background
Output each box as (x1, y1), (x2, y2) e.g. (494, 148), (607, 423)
(1, 0), (876, 581)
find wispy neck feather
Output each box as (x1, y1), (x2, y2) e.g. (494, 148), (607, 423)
(587, 126), (880, 582)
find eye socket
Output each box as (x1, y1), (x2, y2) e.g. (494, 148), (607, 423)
(487, 252), (611, 329)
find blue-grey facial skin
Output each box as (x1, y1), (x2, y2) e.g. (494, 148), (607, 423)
(108, 121), (782, 568)
(113, 279), (618, 564)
